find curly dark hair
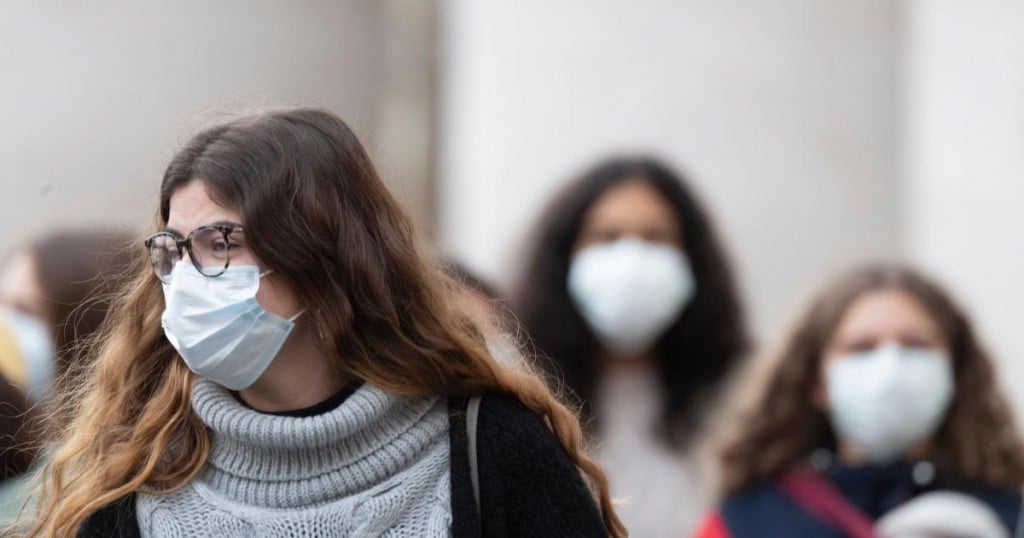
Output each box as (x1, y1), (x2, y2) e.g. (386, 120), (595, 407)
(513, 156), (749, 447)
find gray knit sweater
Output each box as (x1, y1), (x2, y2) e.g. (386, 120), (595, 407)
(136, 378), (452, 537)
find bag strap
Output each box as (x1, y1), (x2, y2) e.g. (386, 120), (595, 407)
(776, 472), (878, 538)
(467, 395), (483, 517)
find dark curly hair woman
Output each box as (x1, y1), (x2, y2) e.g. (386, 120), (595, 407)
(513, 156), (749, 536)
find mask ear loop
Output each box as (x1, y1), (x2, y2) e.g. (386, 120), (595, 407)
(257, 269), (306, 323)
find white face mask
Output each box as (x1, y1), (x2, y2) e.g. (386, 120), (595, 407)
(1, 307), (55, 402)
(161, 264), (303, 390)
(568, 238), (695, 356)
(826, 344), (954, 463)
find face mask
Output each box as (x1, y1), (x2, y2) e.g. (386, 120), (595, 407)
(568, 238), (695, 356)
(826, 344), (954, 463)
(161, 264), (303, 390)
(0, 307), (55, 401)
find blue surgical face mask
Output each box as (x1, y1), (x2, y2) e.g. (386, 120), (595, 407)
(160, 264), (303, 390)
(1, 307), (55, 401)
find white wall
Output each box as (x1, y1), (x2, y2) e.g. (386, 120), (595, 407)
(440, 0), (902, 338)
(903, 1), (1024, 409)
(0, 1), (436, 254)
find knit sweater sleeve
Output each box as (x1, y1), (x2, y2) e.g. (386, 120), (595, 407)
(475, 394), (608, 537)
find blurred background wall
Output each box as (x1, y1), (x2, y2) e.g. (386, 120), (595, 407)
(0, 0), (437, 253)
(903, 0), (1024, 410)
(1, 1), (1023, 409)
(439, 0), (902, 342)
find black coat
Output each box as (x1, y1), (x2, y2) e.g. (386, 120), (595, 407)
(77, 394), (608, 537)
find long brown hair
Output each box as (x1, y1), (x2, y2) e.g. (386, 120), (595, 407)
(717, 264), (1024, 495)
(23, 109), (625, 536)
(514, 157), (748, 448)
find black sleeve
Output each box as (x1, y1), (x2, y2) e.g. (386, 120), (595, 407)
(76, 494), (140, 538)
(474, 394), (608, 537)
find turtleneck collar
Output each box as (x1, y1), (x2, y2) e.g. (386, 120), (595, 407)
(191, 377), (448, 508)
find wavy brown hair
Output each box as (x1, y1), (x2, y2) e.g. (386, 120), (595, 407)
(717, 264), (1024, 495)
(20, 108), (625, 537)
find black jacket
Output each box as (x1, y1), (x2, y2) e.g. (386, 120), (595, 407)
(77, 394), (608, 537)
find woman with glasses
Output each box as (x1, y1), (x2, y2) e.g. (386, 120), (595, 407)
(18, 109), (624, 537)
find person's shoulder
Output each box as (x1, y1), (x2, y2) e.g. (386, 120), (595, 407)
(718, 481), (809, 530)
(477, 393), (542, 427)
(77, 494), (139, 538)
(472, 393), (607, 536)
(475, 393), (563, 456)
(720, 481), (788, 509)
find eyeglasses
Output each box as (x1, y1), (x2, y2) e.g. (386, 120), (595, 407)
(144, 224), (245, 284)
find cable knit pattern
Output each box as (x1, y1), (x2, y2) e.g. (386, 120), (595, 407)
(135, 378), (452, 537)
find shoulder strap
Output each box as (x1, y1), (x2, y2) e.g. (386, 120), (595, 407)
(467, 395), (483, 517)
(776, 472), (878, 538)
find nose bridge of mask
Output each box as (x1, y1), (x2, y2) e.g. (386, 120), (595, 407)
(168, 265), (306, 322)
(828, 344), (897, 404)
(872, 343), (946, 382)
(591, 237), (683, 287)
(575, 239), (659, 313)
(167, 264), (260, 303)
(600, 240), (651, 306)
(874, 343), (904, 379)
(837, 343), (934, 383)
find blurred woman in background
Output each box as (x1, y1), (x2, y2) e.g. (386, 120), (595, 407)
(699, 265), (1024, 538)
(0, 329), (42, 525)
(514, 157), (749, 536)
(21, 108), (624, 537)
(0, 230), (133, 524)
(0, 230), (133, 403)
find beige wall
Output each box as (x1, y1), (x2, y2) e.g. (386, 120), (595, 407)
(903, 0), (1024, 411)
(0, 1), (436, 253)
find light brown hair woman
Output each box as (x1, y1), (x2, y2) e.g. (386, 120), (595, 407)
(697, 265), (1024, 538)
(16, 108), (625, 537)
